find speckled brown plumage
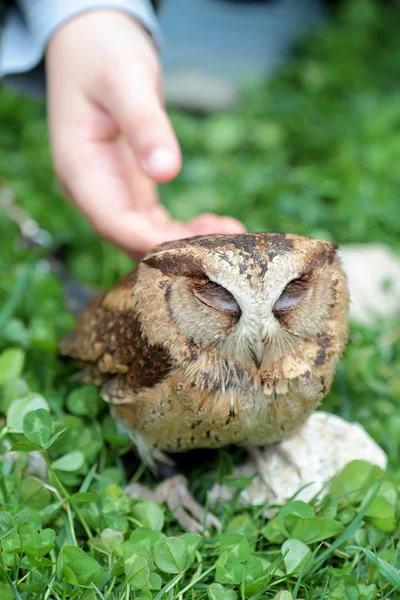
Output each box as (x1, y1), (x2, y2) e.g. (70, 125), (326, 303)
(60, 233), (349, 467)
(60, 270), (173, 392)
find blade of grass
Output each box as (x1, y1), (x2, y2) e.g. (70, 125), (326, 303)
(172, 563), (216, 600)
(292, 543), (323, 598)
(306, 483), (381, 577)
(79, 463), (98, 493)
(154, 573), (185, 600)
(0, 472), (9, 504)
(91, 583), (107, 600)
(347, 546), (400, 587)
(0, 261), (31, 329)
(0, 560), (23, 600)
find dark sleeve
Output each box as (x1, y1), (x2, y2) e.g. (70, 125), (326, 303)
(0, 0), (14, 24)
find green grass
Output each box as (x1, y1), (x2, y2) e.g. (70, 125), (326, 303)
(1, 0), (400, 597)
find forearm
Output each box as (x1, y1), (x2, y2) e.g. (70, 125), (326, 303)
(0, 0), (162, 95)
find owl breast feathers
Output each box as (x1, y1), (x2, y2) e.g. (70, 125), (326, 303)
(60, 233), (349, 466)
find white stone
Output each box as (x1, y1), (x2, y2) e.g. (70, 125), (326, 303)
(209, 412), (387, 511)
(340, 244), (400, 325)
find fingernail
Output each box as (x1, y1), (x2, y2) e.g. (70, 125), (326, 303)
(142, 147), (176, 175)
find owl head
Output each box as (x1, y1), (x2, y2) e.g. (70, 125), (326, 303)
(134, 233), (348, 369)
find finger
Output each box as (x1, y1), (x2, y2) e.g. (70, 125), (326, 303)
(188, 213), (247, 235)
(62, 141), (191, 259)
(48, 74), (185, 259)
(100, 63), (181, 183)
(115, 134), (161, 214)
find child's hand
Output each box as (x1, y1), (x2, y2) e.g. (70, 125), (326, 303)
(45, 10), (244, 260)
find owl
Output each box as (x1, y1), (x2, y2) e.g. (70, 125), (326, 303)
(60, 233), (349, 531)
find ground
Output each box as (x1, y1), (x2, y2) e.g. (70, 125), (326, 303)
(0, 1), (400, 598)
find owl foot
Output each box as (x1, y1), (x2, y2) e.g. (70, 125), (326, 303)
(124, 475), (222, 534)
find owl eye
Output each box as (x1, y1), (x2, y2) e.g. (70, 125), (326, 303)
(193, 280), (241, 317)
(273, 276), (311, 314)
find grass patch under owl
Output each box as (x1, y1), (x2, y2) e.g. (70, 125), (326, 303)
(1, 0), (400, 598)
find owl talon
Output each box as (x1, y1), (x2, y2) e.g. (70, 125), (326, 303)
(125, 475), (221, 534)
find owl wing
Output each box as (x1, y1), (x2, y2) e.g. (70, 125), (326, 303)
(59, 269), (173, 402)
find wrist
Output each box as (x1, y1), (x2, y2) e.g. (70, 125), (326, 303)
(45, 9), (160, 94)
(46, 7), (155, 52)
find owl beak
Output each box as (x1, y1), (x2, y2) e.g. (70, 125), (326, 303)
(251, 341), (265, 369)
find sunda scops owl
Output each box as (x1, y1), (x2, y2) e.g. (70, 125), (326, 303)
(60, 233), (349, 530)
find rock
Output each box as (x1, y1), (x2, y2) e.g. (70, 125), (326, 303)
(165, 70), (239, 112)
(340, 244), (400, 325)
(209, 412), (387, 511)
